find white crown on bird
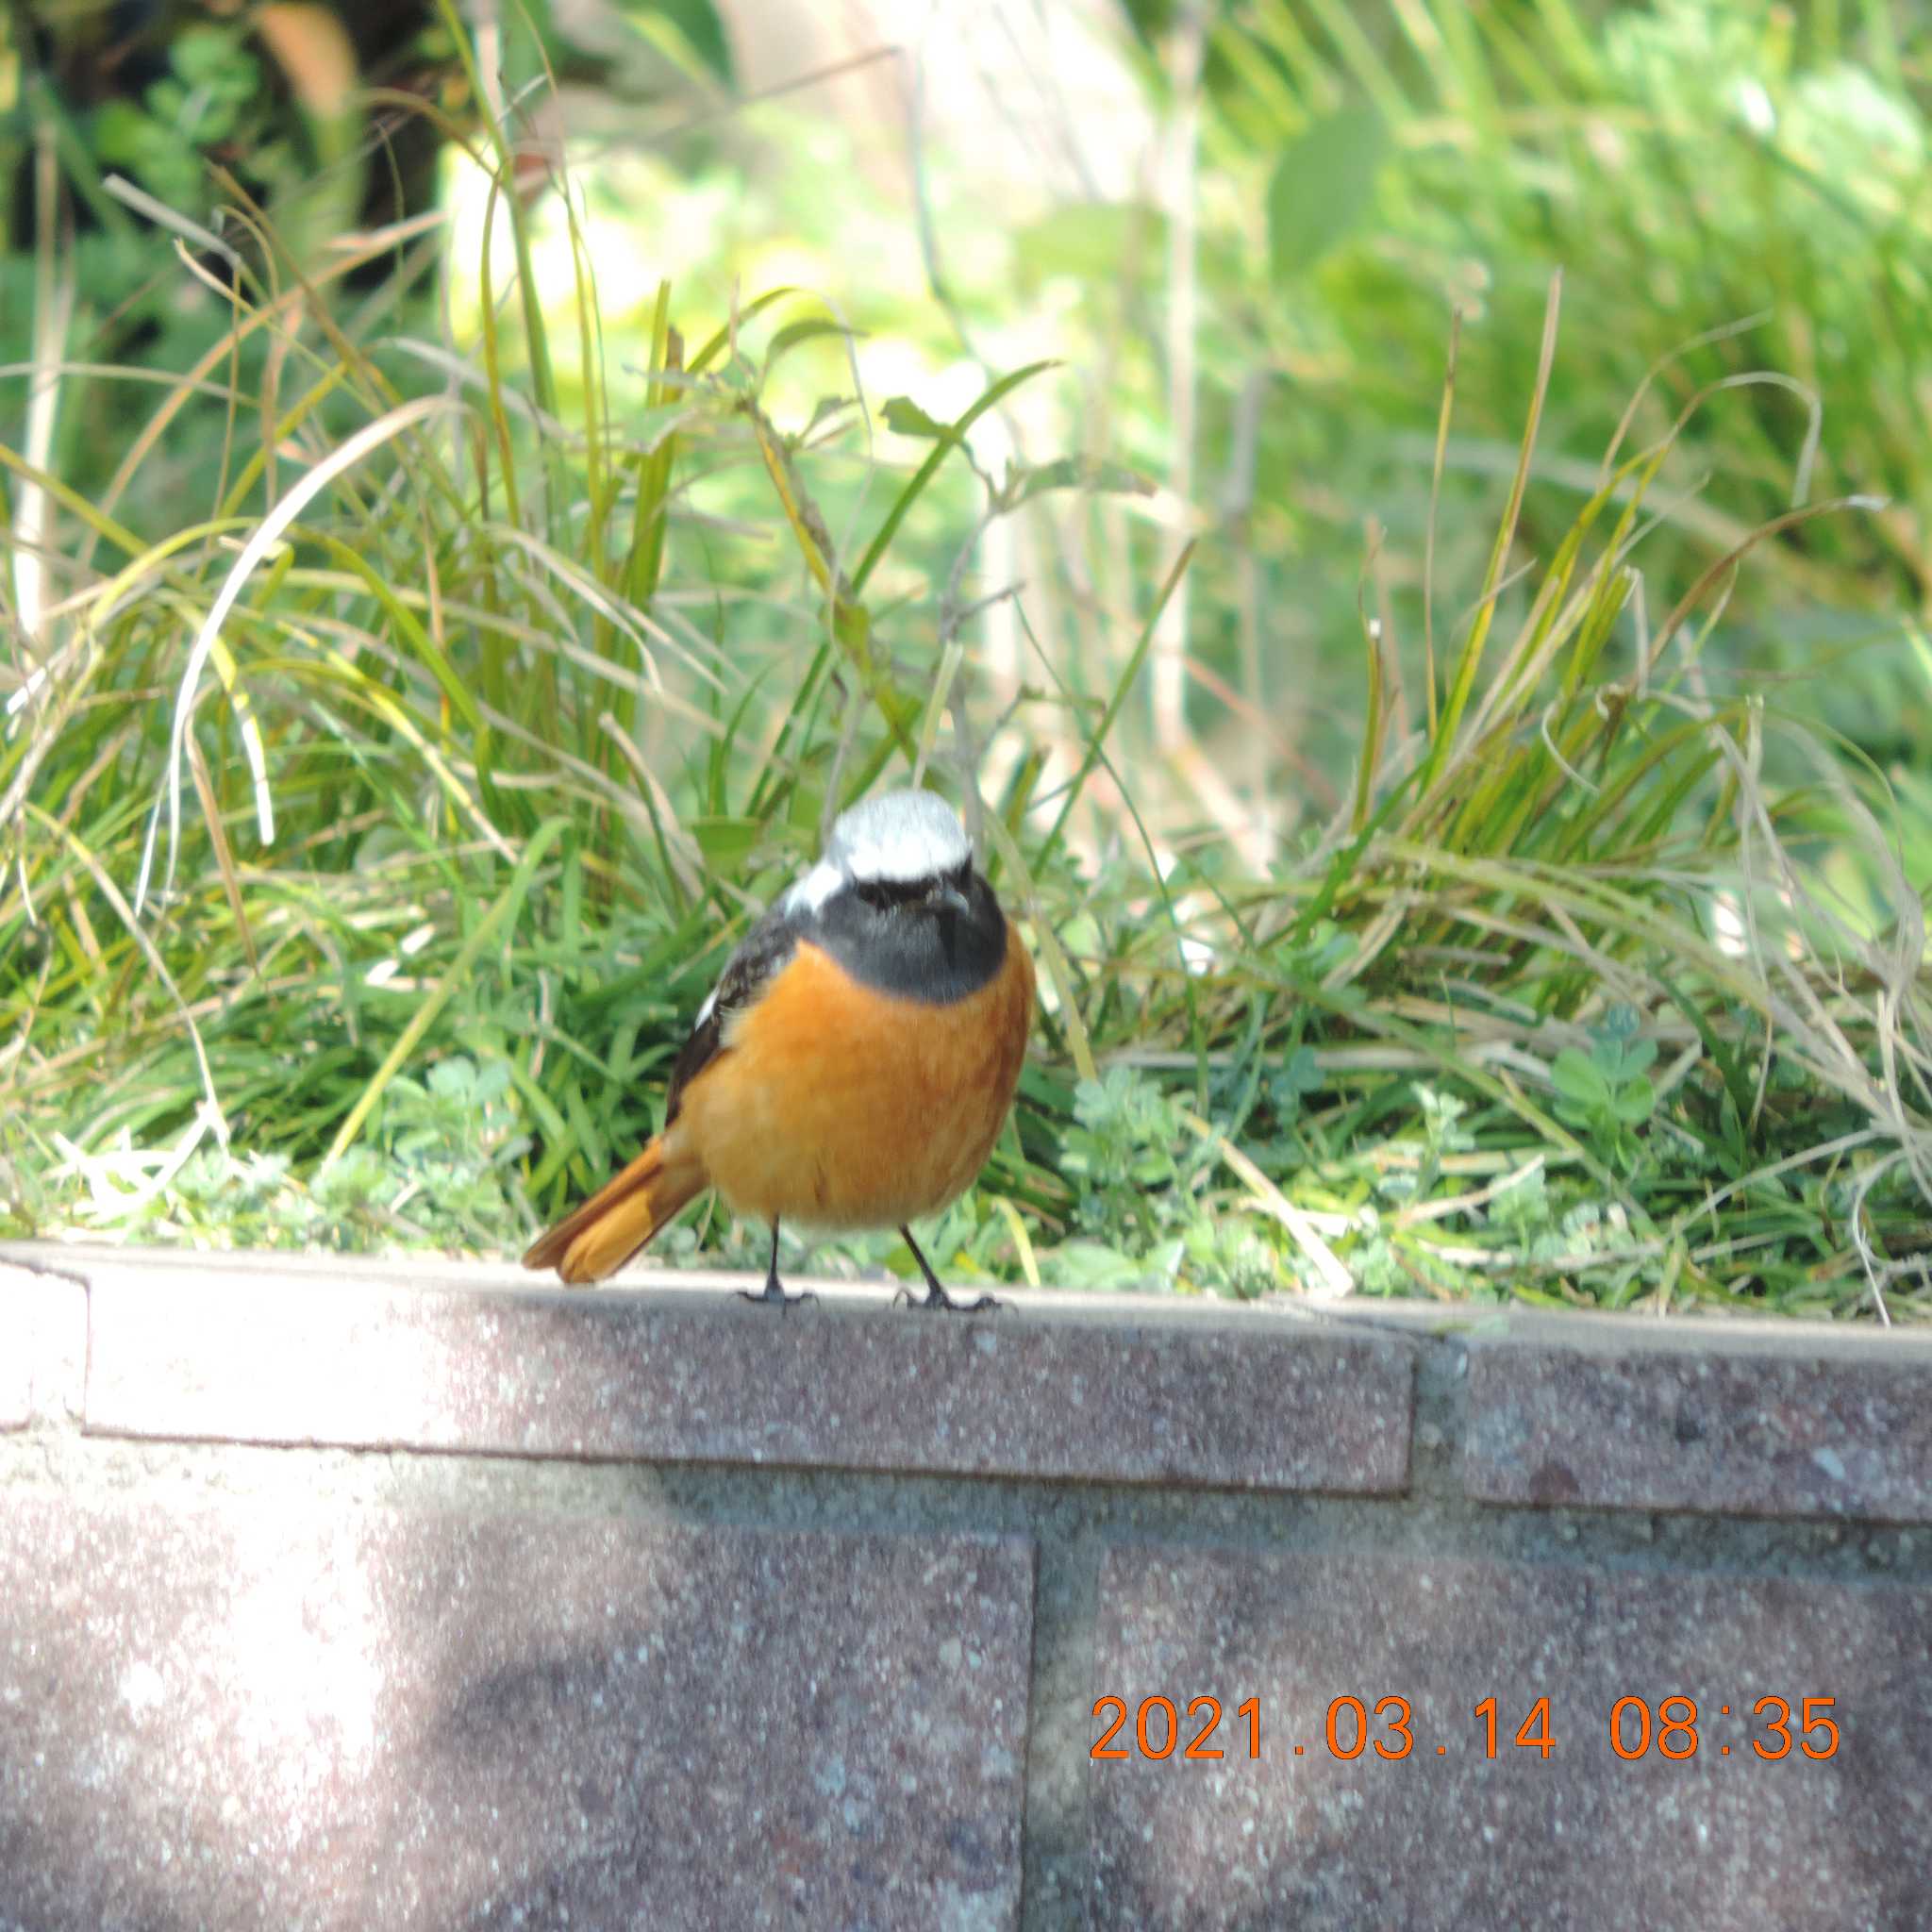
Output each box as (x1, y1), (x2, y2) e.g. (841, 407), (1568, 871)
(784, 791), (972, 913)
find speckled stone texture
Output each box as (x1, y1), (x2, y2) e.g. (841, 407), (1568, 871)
(1462, 1329), (1932, 1522)
(1088, 1546), (1931, 1930)
(0, 1289), (29, 1428)
(0, 1494), (1033, 1931)
(80, 1261), (1413, 1493)
(0, 1263), (86, 1428)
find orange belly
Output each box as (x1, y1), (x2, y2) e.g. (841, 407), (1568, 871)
(673, 924), (1034, 1229)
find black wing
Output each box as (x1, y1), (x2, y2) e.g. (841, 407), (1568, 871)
(662, 902), (804, 1125)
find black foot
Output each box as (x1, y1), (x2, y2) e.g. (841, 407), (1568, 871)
(892, 1224), (1002, 1314)
(892, 1279), (1000, 1313)
(739, 1221), (814, 1307)
(739, 1275), (815, 1309)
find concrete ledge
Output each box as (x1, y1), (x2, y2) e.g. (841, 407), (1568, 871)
(5, 1243), (1930, 1930)
(73, 1249), (1414, 1494)
(1461, 1319), (1932, 1524)
(0, 1258), (87, 1427)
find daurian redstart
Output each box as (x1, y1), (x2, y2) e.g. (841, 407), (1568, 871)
(523, 789), (1035, 1310)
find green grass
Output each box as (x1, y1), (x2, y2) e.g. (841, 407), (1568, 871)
(2, 1), (1929, 1321)
(1043, 0), (1932, 825)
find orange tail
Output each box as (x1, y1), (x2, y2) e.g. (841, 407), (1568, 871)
(522, 1134), (708, 1285)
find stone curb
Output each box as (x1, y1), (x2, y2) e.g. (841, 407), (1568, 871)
(1461, 1324), (1932, 1523)
(7, 1244), (1932, 1931)
(66, 1249), (1413, 1494)
(8, 1246), (1932, 1520)
(0, 1258), (87, 1427)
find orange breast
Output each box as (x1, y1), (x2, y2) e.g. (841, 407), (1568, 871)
(674, 923), (1034, 1230)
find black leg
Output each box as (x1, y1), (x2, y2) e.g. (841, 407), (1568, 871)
(892, 1224), (999, 1313)
(740, 1220), (814, 1308)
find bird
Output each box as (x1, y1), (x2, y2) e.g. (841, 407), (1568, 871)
(523, 788), (1035, 1310)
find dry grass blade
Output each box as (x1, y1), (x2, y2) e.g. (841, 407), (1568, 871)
(138, 394), (463, 911)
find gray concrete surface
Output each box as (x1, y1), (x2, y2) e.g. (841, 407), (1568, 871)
(2, 1243), (1928, 1929)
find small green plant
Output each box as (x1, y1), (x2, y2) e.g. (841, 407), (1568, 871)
(1049, 1068), (1291, 1296)
(1059, 1068), (1191, 1218)
(92, 25), (266, 217)
(1550, 1011), (1660, 1175)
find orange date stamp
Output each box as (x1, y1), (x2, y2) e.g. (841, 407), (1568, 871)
(1091, 1694), (1840, 1763)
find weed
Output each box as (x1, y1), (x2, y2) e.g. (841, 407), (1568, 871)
(2, 3), (1928, 1323)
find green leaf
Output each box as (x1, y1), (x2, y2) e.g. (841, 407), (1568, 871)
(1267, 108), (1387, 284)
(1611, 1076), (1657, 1124)
(1614, 1037), (1658, 1079)
(427, 1056), (476, 1099)
(92, 101), (153, 167)
(762, 318), (858, 374)
(1551, 1047), (1610, 1104)
(643, 0), (736, 84)
(473, 1058), (513, 1106)
(806, 394), (855, 435)
(881, 395), (958, 442)
(1045, 1239), (1156, 1290)
(173, 25), (246, 89)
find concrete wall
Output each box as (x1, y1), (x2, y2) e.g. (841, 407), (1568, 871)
(2, 1243), (1929, 1928)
